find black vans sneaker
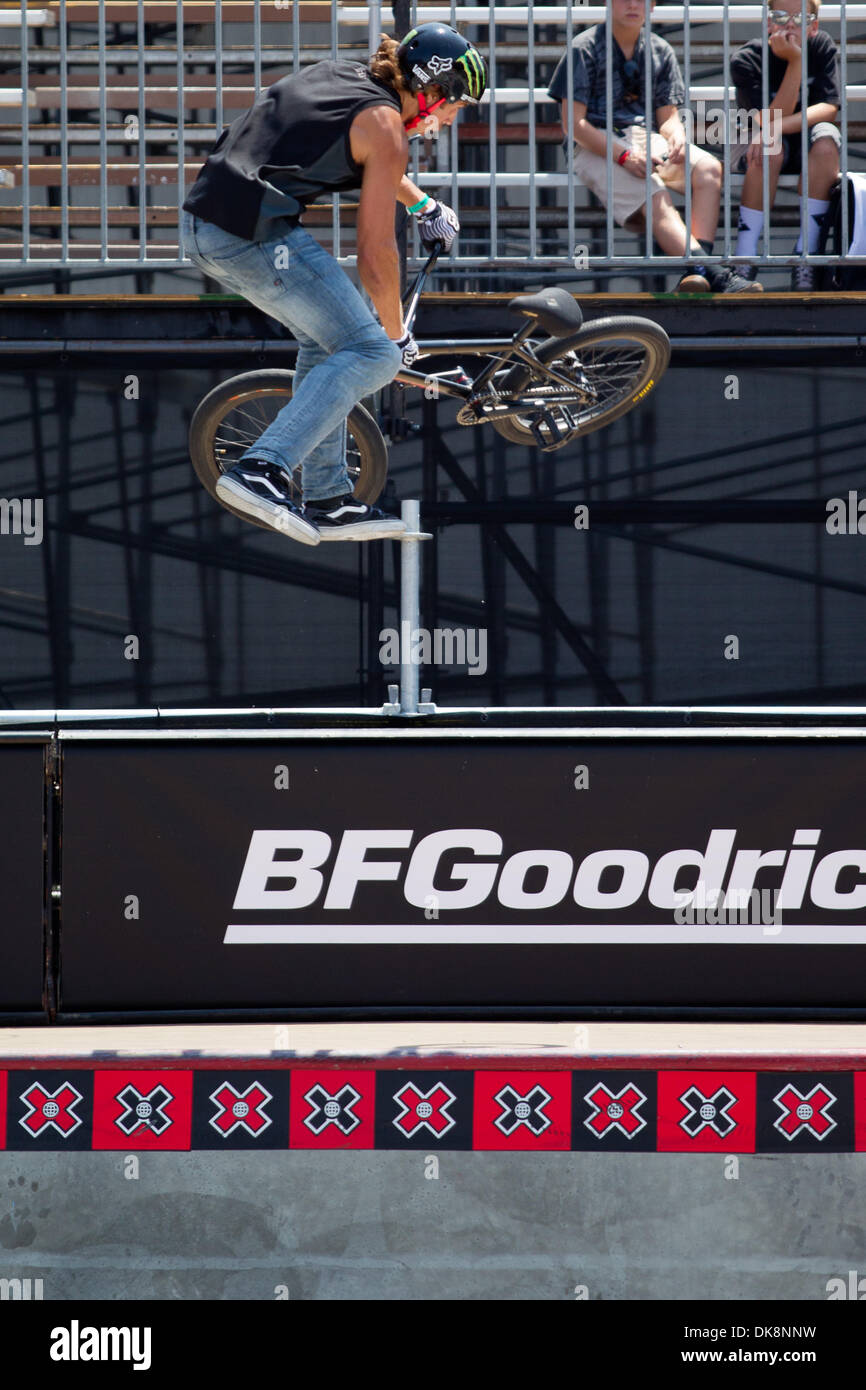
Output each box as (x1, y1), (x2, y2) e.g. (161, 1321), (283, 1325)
(306, 494), (408, 542)
(215, 460), (320, 546)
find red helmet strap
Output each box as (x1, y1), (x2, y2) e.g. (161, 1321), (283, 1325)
(403, 90), (448, 133)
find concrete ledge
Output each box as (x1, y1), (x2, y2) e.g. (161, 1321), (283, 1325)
(0, 1022), (865, 1069)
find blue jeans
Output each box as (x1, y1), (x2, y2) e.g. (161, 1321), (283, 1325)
(180, 209), (401, 502)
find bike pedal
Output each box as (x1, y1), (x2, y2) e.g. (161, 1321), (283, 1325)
(541, 406), (578, 451)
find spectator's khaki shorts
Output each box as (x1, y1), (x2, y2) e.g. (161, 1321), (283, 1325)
(729, 121), (841, 177)
(573, 128), (714, 227)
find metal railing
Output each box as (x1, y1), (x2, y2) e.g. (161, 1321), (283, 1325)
(1, 2), (864, 281)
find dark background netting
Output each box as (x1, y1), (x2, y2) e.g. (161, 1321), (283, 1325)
(0, 357), (864, 708)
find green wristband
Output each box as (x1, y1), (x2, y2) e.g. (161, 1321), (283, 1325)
(407, 196), (433, 215)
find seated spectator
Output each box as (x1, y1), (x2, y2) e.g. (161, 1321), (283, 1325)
(548, 0), (761, 292)
(731, 0), (841, 289)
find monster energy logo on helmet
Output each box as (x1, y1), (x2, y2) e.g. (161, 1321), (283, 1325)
(397, 23), (488, 103)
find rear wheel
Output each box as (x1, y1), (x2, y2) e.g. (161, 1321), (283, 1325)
(490, 317), (671, 448)
(188, 369), (389, 526)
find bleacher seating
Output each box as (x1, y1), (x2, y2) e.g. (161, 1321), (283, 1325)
(1, 2), (864, 273)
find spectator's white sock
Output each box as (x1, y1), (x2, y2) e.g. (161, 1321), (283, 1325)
(736, 206), (764, 257)
(793, 198), (831, 254)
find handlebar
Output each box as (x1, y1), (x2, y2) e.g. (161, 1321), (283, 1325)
(400, 238), (444, 335)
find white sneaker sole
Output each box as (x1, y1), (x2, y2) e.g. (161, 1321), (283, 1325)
(216, 475), (320, 546)
(317, 520), (408, 542)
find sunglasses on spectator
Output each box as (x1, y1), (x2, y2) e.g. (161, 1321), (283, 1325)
(623, 58), (643, 102)
(768, 10), (813, 23)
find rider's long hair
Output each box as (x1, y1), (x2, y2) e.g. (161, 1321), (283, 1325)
(369, 35), (412, 97)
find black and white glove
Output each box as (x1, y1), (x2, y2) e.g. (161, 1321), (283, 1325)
(418, 199), (460, 250)
(395, 329), (421, 368)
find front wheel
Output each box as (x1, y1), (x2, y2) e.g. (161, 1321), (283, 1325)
(188, 369), (389, 526)
(491, 316), (671, 449)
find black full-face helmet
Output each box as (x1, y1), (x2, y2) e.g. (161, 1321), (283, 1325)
(396, 23), (488, 106)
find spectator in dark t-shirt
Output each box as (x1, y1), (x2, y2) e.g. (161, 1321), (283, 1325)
(730, 0), (840, 289)
(548, 0), (759, 293)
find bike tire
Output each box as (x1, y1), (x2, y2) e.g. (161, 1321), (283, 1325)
(188, 369), (389, 525)
(490, 316), (671, 448)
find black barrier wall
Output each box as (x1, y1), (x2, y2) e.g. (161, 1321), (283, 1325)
(41, 730), (866, 1018)
(0, 740), (48, 1015)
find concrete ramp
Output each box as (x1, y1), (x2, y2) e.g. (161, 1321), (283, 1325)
(0, 1024), (862, 1300)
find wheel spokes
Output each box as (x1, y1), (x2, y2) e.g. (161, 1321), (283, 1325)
(516, 339), (651, 434)
(212, 391), (366, 490)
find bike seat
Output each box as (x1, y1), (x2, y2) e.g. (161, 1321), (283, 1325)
(507, 288), (583, 337)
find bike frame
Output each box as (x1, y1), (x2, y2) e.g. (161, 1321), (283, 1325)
(393, 243), (590, 408)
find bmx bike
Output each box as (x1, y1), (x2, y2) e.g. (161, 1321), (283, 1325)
(188, 241), (671, 527)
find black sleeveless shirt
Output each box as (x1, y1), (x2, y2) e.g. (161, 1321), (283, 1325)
(183, 60), (403, 241)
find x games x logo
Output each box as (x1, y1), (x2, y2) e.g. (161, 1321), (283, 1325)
(115, 1084), (173, 1136)
(584, 1082), (648, 1140)
(19, 1082), (83, 1138)
(393, 1082), (456, 1139)
(773, 1083), (837, 1140)
(303, 1084), (361, 1136)
(209, 1081), (273, 1138)
(679, 1086), (738, 1138)
(494, 1084), (552, 1136)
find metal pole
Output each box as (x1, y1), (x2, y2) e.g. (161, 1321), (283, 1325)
(176, 0), (185, 264)
(368, 0), (381, 55)
(840, 0), (849, 266)
(762, 0), (770, 270)
(399, 500), (422, 715)
(99, 1), (108, 261)
(722, 0), (731, 258)
(20, 0), (29, 264)
(644, 0), (651, 262)
(488, 1), (497, 263)
(59, 0), (68, 262)
(604, 5), (613, 262)
(800, 1), (809, 271)
(137, 0), (146, 260)
(683, 0), (691, 263)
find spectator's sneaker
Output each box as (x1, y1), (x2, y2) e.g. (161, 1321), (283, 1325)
(216, 460), (320, 545)
(307, 494), (408, 541)
(674, 269), (710, 293)
(791, 263), (815, 291)
(718, 269), (764, 293)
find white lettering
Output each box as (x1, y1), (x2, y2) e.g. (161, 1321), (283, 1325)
(232, 830), (332, 910)
(404, 830), (502, 909)
(648, 829), (737, 910)
(323, 830), (412, 910)
(497, 850), (573, 909)
(572, 850), (649, 909)
(810, 851), (866, 910)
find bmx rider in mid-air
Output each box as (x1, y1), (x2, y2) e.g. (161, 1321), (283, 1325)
(181, 23), (488, 545)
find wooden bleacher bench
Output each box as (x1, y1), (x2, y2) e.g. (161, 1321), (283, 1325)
(0, 124), (223, 145)
(3, 3), (863, 264)
(0, 197), (813, 261)
(0, 158), (202, 185)
(35, 2), (371, 22)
